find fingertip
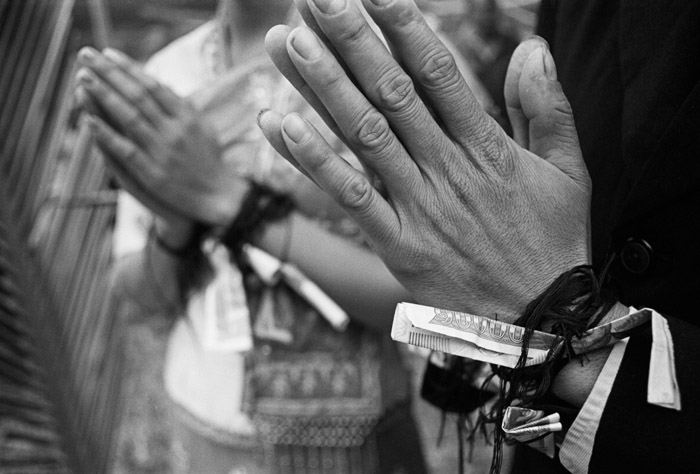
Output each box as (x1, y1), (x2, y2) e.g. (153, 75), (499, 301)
(258, 110), (314, 183)
(102, 47), (125, 64)
(76, 67), (97, 87)
(265, 25), (295, 68)
(257, 108), (271, 127)
(523, 35), (549, 48)
(77, 46), (98, 64)
(266, 24), (292, 45)
(522, 45), (546, 80)
(542, 45), (558, 81)
(257, 108), (284, 136)
(288, 26), (325, 61)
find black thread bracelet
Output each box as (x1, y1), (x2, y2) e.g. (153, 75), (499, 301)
(149, 222), (213, 302)
(220, 181), (294, 263)
(485, 261), (618, 474)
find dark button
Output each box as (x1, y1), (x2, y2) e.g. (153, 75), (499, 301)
(620, 238), (653, 274)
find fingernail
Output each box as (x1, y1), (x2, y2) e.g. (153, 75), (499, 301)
(256, 108), (270, 127)
(282, 114), (310, 144)
(311, 0), (346, 14)
(291, 28), (323, 61)
(542, 44), (557, 81)
(526, 46), (547, 79)
(76, 68), (97, 86)
(369, 0), (391, 5)
(102, 48), (123, 63)
(78, 46), (97, 63)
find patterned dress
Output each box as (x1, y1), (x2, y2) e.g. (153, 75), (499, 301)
(114, 20), (426, 474)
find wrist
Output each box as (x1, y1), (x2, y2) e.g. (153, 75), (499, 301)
(153, 217), (196, 251)
(251, 212), (295, 261)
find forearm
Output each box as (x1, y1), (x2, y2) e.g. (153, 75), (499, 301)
(252, 212), (412, 332)
(110, 222), (189, 316)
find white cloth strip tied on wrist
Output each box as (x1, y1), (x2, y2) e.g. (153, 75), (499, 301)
(391, 302), (681, 410)
(242, 244), (350, 331)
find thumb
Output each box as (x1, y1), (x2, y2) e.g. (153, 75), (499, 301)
(504, 37), (544, 148)
(518, 44), (588, 186)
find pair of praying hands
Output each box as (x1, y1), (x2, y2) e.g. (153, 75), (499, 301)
(263, 0), (592, 320)
(77, 0), (600, 400)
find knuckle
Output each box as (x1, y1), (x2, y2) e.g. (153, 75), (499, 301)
(392, 6), (421, 29)
(335, 18), (370, 46)
(317, 69), (345, 92)
(420, 49), (460, 90)
(353, 109), (393, 154)
(122, 141), (140, 163)
(131, 85), (152, 106)
(100, 59), (119, 76)
(123, 108), (144, 130)
(375, 68), (416, 114)
(475, 129), (509, 171)
(336, 175), (375, 213)
(142, 76), (160, 94)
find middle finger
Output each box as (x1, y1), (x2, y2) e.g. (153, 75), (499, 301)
(303, 0), (448, 166)
(286, 26), (423, 192)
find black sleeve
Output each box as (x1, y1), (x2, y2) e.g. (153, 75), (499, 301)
(589, 315), (700, 473)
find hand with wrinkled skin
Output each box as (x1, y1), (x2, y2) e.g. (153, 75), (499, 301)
(75, 47), (249, 236)
(258, 0), (592, 322)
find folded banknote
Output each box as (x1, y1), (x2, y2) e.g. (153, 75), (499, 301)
(391, 303), (557, 368)
(391, 302), (657, 368)
(502, 406), (562, 458)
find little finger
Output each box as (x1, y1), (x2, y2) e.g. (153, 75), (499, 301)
(265, 25), (340, 138)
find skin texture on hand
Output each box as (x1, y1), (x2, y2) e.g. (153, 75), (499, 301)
(75, 47), (249, 232)
(259, 0), (592, 322)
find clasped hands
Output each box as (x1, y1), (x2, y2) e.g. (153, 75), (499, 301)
(75, 46), (249, 243)
(75, 0), (594, 324)
(259, 0), (592, 322)
(75, 0), (617, 406)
